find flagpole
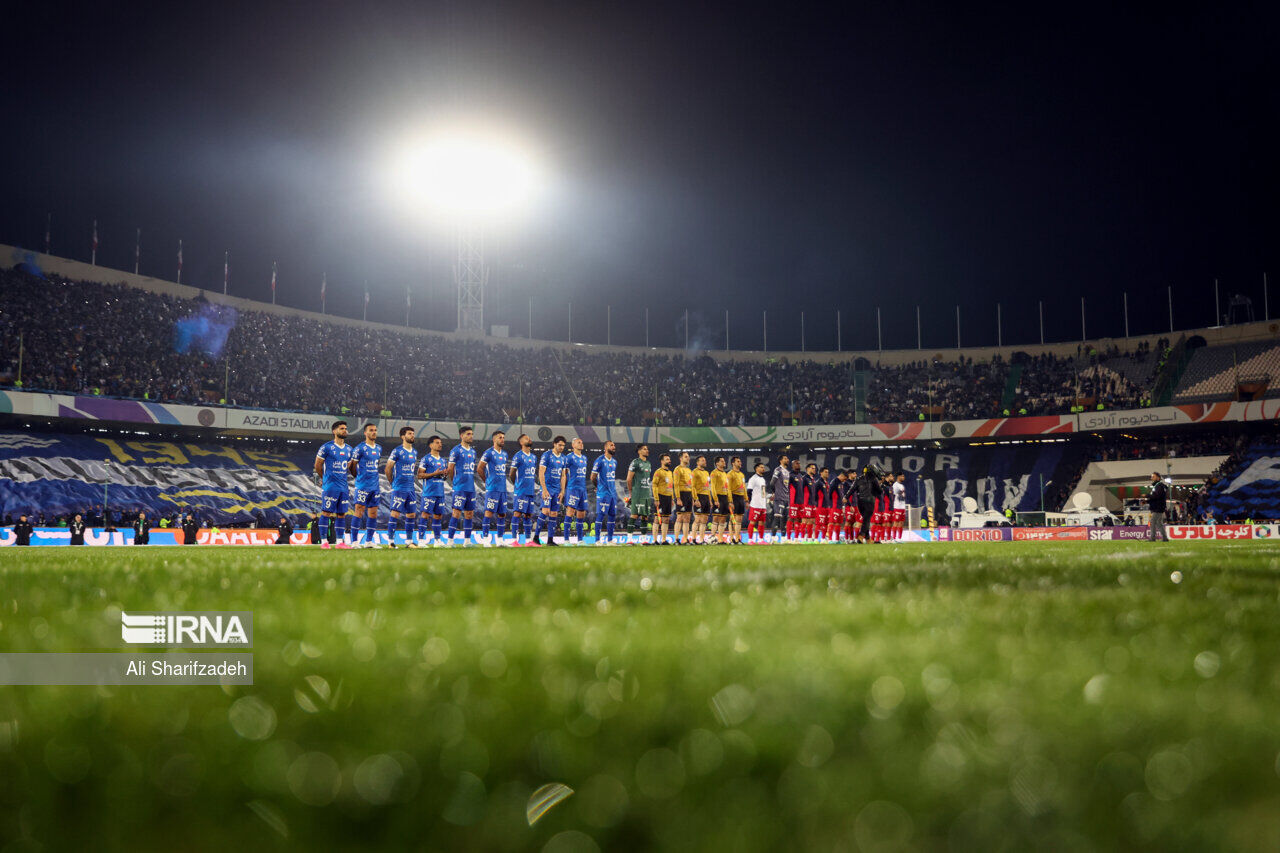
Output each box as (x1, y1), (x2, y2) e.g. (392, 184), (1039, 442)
(270, 261), (277, 305)
(1080, 297), (1086, 341)
(91, 219), (98, 266)
(1039, 300), (1044, 345)
(836, 309), (841, 352)
(801, 311), (805, 352)
(44, 213), (51, 255)
(997, 303), (1002, 347)
(363, 280), (369, 322)
(1265, 272), (1270, 321)
(763, 310), (767, 353)
(321, 273), (326, 315)
(876, 307), (881, 353)
(916, 305), (921, 350)
(956, 305), (961, 348)
(223, 251), (229, 295)
(725, 309), (729, 351)
(177, 239), (183, 284)
(1123, 292), (1129, 338)
(134, 228), (140, 274)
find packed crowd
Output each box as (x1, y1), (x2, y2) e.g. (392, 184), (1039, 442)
(0, 269), (1167, 425)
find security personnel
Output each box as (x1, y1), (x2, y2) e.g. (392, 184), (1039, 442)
(181, 513), (199, 545)
(13, 515), (33, 546)
(308, 514), (321, 544)
(276, 515), (294, 545)
(133, 513), (150, 545)
(855, 466), (883, 544)
(69, 514), (86, 546)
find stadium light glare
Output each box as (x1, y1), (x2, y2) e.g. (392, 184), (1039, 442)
(386, 127), (546, 223)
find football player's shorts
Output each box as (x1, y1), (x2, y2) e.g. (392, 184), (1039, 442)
(748, 507), (767, 526)
(732, 496), (745, 516)
(450, 491), (476, 513)
(564, 485), (588, 511)
(847, 507), (861, 525)
(631, 497), (653, 517)
(354, 487), (380, 508)
(716, 495), (730, 516)
(420, 495), (446, 516)
(677, 491), (694, 514)
(596, 493), (618, 518)
(696, 494), (712, 515)
(657, 494), (674, 516)
(513, 493), (538, 515)
(321, 486), (349, 515)
(484, 491), (510, 516)
(800, 504), (815, 521)
(389, 489), (418, 514)
(893, 509), (906, 523)
(541, 492), (562, 513)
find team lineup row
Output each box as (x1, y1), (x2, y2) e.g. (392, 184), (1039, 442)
(312, 420), (910, 547)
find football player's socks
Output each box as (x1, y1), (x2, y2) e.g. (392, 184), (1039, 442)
(481, 515), (492, 538)
(596, 510), (607, 541)
(462, 517), (472, 543)
(447, 515), (458, 541)
(606, 517), (615, 542)
(319, 515), (330, 542)
(352, 516), (364, 541)
(430, 516), (441, 541)
(334, 515), (347, 543)
(418, 515), (430, 540)
(573, 519), (582, 542)
(386, 517), (398, 542)
(364, 519), (376, 544)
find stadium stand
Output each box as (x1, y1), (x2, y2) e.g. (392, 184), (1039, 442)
(1174, 340), (1280, 402)
(0, 268), (1176, 425)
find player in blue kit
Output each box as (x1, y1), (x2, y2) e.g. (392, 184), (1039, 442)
(508, 433), (540, 546)
(533, 435), (569, 546)
(590, 440), (620, 545)
(349, 423), (382, 548)
(384, 426), (419, 548)
(415, 435), (448, 545)
(444, 426), (478, 546)
(564, 437), (590, 545)
(313, 420), (354, 549)
(476, 430), (510, 546)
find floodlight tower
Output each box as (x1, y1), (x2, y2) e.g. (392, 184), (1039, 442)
(386, 127), (542, 336)
(455, 226), (487, 334)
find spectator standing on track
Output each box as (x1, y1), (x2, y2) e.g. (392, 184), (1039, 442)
(1147, 472), (1169, 541)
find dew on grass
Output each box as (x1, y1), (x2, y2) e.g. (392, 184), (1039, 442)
(710, 684), (755, 726)
(1083, 674), (1109, 705)
(479, 649), (507, 679)
(853, 800), (913, 852)
(286, 751), (341, 806)
(526, 782), (574, 825)
(542, 830), (600, 853)
(1193, 651), (1220, 678)
(351, 635), (377, 662)
(635, 747), (685, 799)
(869, 676), (905, 718)
(640, 576), (653, 591)
(228, 696), (276, 741)
(421, 637), (450, 666)
(246, 799), (288, 838)
(796, 724), (834, 768)
(1170, 571), (1183, 584)
(1145, 748), (1193, 801)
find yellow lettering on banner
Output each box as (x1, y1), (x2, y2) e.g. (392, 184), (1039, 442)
(243, 450), (299, 473)
(185, 444), (246, 466)
(95, 438), (136, 464)
(126, 442), (190, 465)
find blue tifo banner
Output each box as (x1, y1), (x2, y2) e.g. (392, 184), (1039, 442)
(0, 432), (318, 525)
(1206, 443), (1280, 520)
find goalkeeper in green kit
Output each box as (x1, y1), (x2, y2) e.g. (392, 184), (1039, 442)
(625, 444), (654, 541)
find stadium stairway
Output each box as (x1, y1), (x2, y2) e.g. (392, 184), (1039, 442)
(1152, 336), (1190, 406)
(1000, 363), (1024, 412)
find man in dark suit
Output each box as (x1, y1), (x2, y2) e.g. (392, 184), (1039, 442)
(69, 514), (86, 546)
(13, 515), (34, 546)
(1147, 472), (1169, 542)
(276, 516), (294, 544)
(133, 513), (150, 545)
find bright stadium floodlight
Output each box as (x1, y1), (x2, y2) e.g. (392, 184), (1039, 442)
(385, 124), (547, 333)
(387, 127), (545, 223)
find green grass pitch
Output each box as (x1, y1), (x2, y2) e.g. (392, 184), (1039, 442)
(2, 541), (1279, 851)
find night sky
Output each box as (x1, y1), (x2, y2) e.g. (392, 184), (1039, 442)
(2, 2), (1277, 352)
